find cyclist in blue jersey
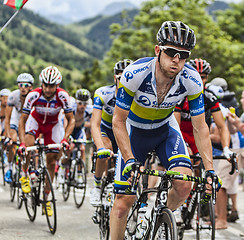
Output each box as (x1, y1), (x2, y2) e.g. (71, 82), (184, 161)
(110, 21), (221, 239)
(90, 59), (133, 206)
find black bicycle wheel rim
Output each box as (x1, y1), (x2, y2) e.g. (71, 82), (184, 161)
(42, 168), (57, 234)
(151, 208), (178, 240)
(209, 198), (215, 240)
(24, 187), (37, 222)
(73, 160), (86, 208)
(196, 202), (200, 240)
(99, 205), (110, 240)
(10, 160), (16, 202)
(16, 163), (23, 209)
(1, 151), (5, 186)
(62, 166), (70, 201)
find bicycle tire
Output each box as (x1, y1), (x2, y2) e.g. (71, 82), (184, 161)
(62, 166), (70, 201)
(10, 159), (16, 202)
(16, 161), (23, 209)
(1, 149), (5, 186)
(42, 168), (57, 234)
(196, 198), (215, 240)
(99, 177), (113, 240)
(24, 187), (37, 222)
(73, 159), (87, 208)
(150, 208), (178, 240)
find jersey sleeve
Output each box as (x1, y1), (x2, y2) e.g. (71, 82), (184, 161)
(22, 90), (40, 114)
(183, 68), (205, 117)
(7, 91), (17, 107)
(57, 89), (73, 113)
(115, 62), (144, 111)
(93, 88), (104, 111)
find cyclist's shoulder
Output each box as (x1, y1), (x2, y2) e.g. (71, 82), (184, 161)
(181, 64), (203, 86)
(8, 89), (20, 103)
(94, 84), (115, 97)
(56, 87), (70, 100)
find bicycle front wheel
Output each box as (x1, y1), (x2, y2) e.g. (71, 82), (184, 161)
(10, 159), (17, 202)
(42, 168), (57, 234)
(73, 159), (87, 208)
(62, 167), (70, 201)
(151, 208), (178, 240)
(196, 198), (215, 240)
(24, 187), (37, 222)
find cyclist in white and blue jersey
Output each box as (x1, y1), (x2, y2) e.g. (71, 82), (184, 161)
(110, 21), (221, 239)
(90, 59), (133, 206)
(58, 89), (92, 184)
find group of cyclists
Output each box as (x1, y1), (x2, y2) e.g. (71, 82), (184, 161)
(0, 19), (243, 239)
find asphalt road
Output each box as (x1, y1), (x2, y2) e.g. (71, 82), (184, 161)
(0, 172), (243, 240)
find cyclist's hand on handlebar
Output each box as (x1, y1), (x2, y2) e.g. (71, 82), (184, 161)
(122, 158), (141, 181)
(223, 146), (234, 161)
(61, 138), (69, 150)
(205, 170), (222, 193)
(18, 142), (27, 155)
(97, 148), (112, 159)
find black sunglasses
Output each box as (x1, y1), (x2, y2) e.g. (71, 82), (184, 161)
(159, 46), (191, 59)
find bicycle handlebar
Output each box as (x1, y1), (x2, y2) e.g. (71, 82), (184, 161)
(190, 153), (238, 175)
(127, 168), (218, 204)
(25, 143), (62, 152)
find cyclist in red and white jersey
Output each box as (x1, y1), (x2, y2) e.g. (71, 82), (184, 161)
(18, 66), (75, 208)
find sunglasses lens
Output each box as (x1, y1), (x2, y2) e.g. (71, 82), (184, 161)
(19, 83), (30, 88)
(164, 48), (190, 59)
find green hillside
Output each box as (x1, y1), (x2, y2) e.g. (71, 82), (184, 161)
(0, 6), (138, 92)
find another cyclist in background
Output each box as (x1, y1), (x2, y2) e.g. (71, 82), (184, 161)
(210, 77), (239, 115)
(18, 66), (75, 213)
(58, 88), (92, 184)
(90, 59), (133, 206)
(174, 59), (232, 158)
(4, 74), (34, 183)
(0, 88), (11, 135)
(110, 21), (221, 239)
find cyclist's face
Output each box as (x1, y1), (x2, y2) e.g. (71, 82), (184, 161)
(76, 100), (87, 112)
(155, 44), (186, 79)
(200, 74), (208, 86)
(18, 82), (32, 96)
(42, 83), (57, 99)
(0, 96), (8, 107)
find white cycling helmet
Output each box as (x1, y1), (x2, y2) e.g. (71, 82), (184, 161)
(17, 73), (34, 84)
(39, 66), (62, 85)
(0, 88), (11, 96)
(210, 77), (228, 91)
(208, 85), (224, 99)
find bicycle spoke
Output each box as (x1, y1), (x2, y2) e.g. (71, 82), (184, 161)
(73, 160), (86, 208)
(42, 168), (57, 234)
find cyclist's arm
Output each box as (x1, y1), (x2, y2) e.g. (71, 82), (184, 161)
(63, 111), (75, 139)
(191, 113), (213, 171)
(174, 111), (181, 125)
(212, 110), (230, 149)
(18, 113), (29, 142)
(91, 108), (104, 149)
(112, 106), (134, 162)
(4, 105), (13, 138)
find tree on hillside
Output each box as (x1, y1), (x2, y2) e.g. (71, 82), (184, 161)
(104, 0), (243, 92)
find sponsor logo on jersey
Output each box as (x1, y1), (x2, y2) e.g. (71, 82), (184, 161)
(137, 95), (151, 106)
(181, 70), (201, 87)
(124, 66), (149, 82)
(190, 106), (204, 115)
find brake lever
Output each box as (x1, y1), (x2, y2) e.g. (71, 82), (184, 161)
(229, 153), (238, 175)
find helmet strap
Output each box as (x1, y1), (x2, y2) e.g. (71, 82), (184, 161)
(158, 49), (162, 64)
